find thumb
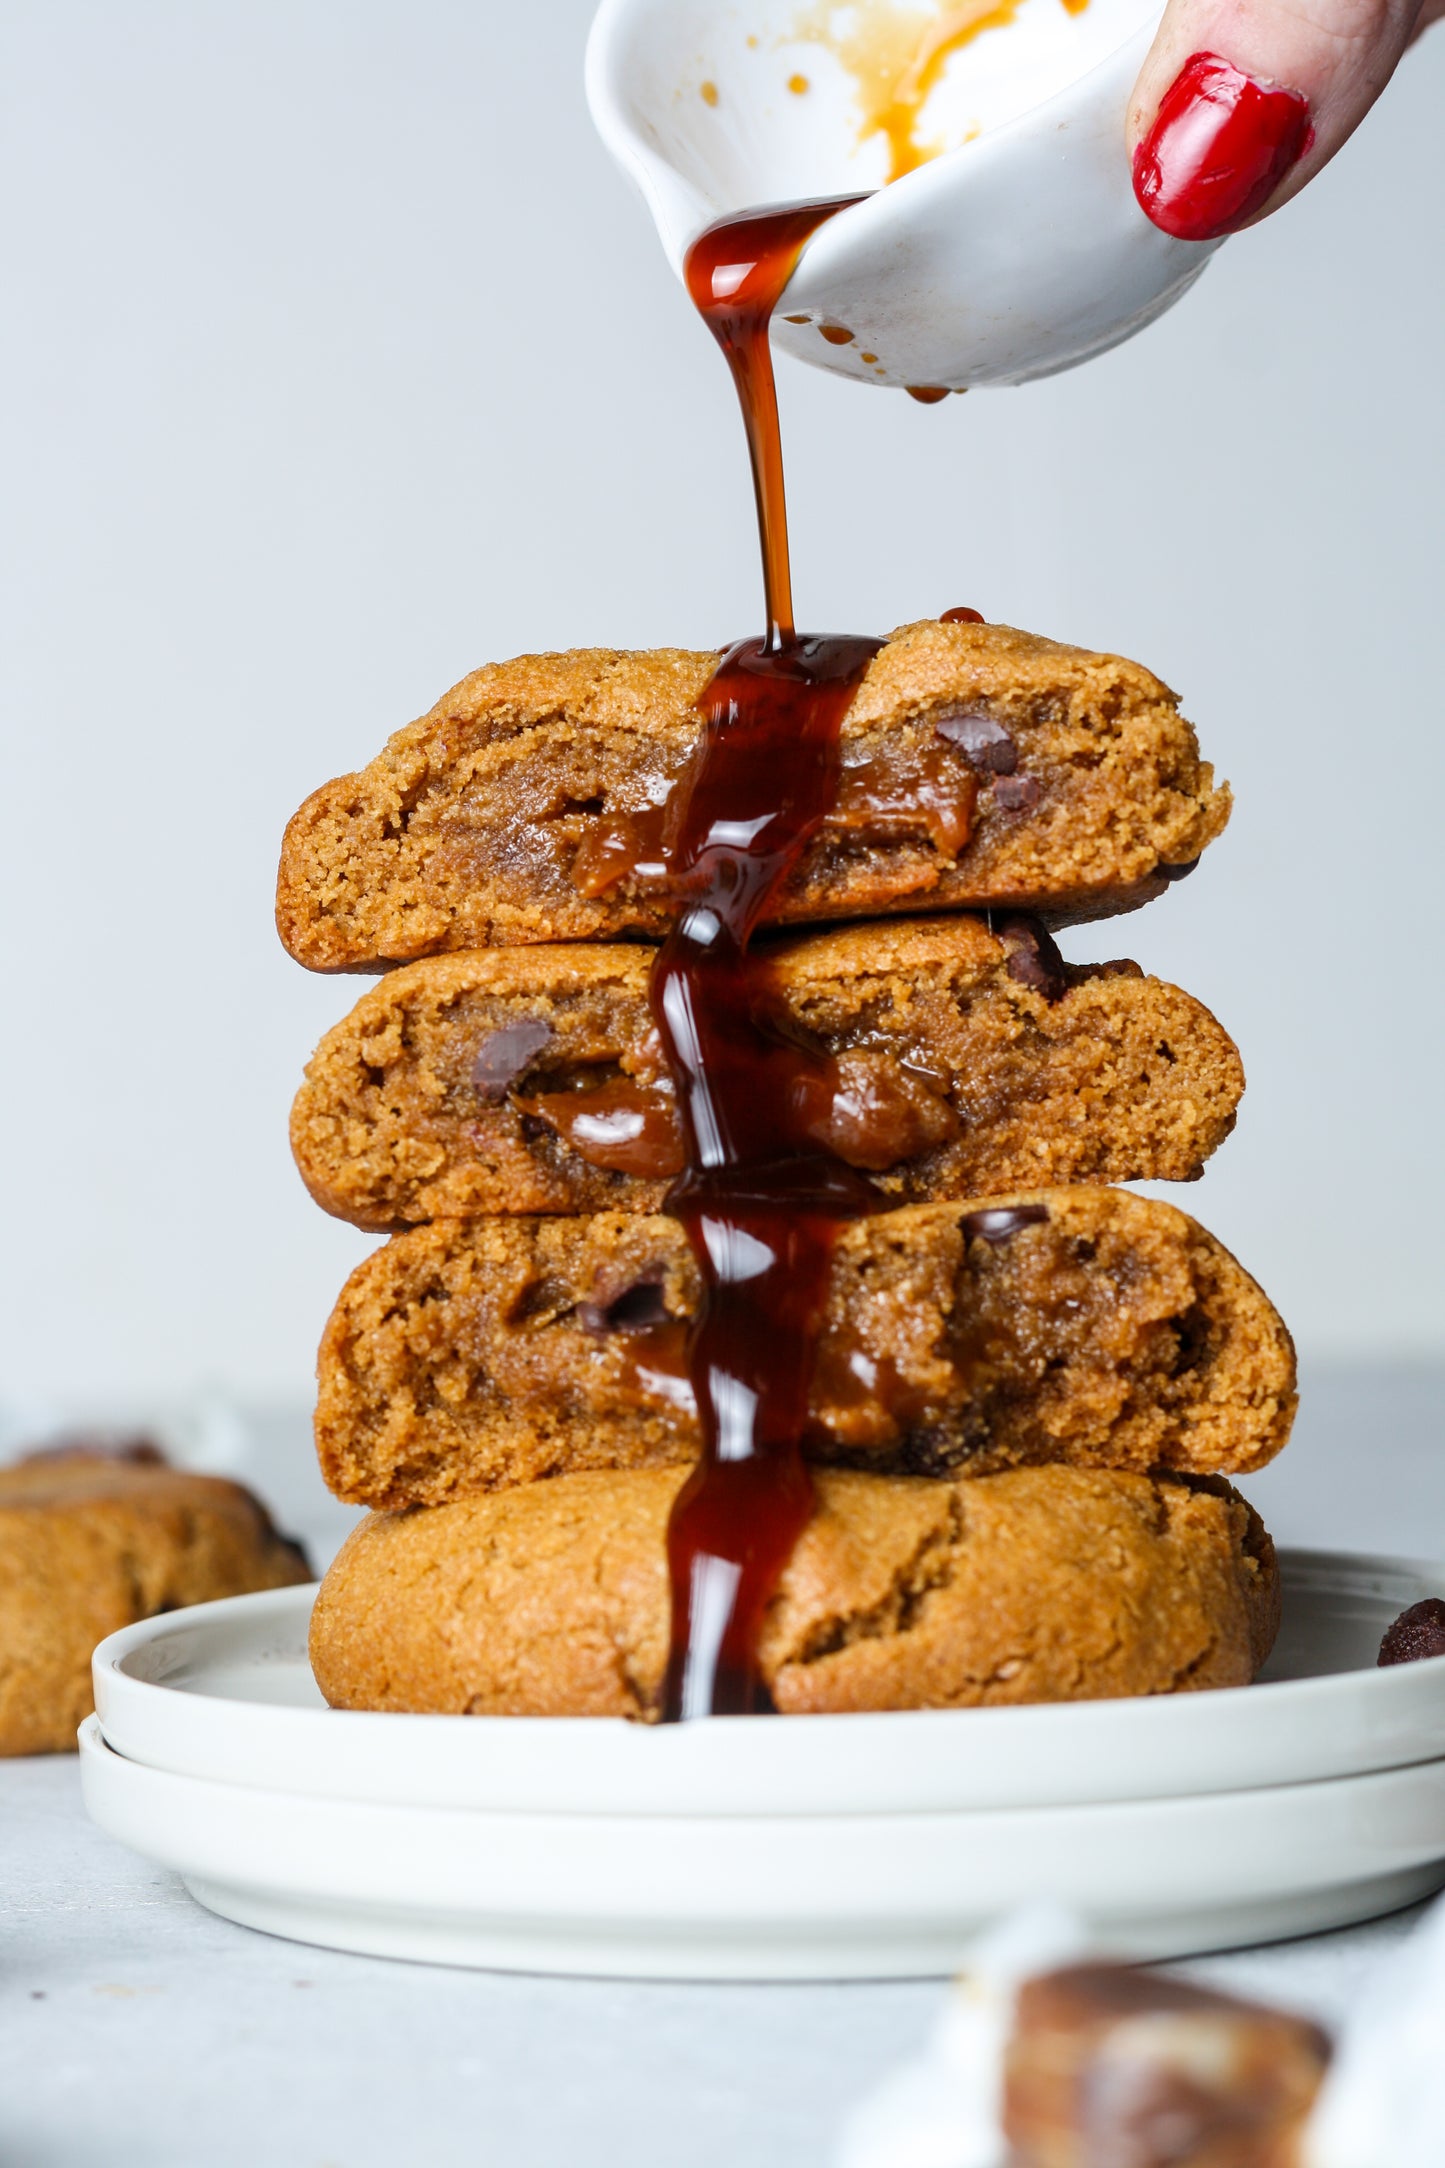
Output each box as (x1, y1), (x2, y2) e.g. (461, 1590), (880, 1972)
(1127, 0), (1424, 241)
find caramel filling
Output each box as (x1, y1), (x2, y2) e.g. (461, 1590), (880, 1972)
(831, 744), (978, 856)
(517, 1044), (955, 1179)
(604, 1319), (696, 1412)
(569, 1204), (1070, 1452)
(569, 733), (984, 900)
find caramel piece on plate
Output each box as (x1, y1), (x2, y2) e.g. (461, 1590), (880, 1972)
(1004, 1962), (1330, 2167)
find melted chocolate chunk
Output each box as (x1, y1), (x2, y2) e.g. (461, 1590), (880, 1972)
(520, 1079), (684, 1179)
(993, 772), (1041, 813)
(991, 911), (1069, 1003)
(934, 706), (1017, 775)
(20, 1433), (166, 1466)
(576, 1280), (673, 1335)
(960, 1203), (1048, 1245)
(470, 1017), (554, 1099)
(1378, 1597), (1445, 1666)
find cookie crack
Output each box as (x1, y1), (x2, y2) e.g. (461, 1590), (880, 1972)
(790, 1493), (964, 1666)
(1164, 1632), (1220, 1693)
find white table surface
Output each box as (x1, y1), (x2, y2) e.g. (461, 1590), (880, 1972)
(3, 1360), (1443, 2168)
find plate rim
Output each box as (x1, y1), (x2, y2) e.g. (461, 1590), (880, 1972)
(78, 1713), (1445, 1834)
(87, 1546), (1445, 1818)
(94, 1543), (1445, 1729)
(81, 1715), (1445, 1975)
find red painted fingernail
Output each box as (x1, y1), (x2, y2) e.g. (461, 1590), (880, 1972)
(1133, 52), (1312, 242)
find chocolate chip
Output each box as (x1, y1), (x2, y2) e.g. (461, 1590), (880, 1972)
(939, 606), (985, 624)
(935, 707), (1017, 775)
(19, 1434), (166, 1467)
(1159, 857), (1200, 883)
(960, 1204), (1048, 1244)
(1378, 1598), (1445, 1666)
(471, 1017), (553, 1099)
(990, 912), (1068, 1004)
(508, 1275), (574, 1329)
(577, 1281), (672, 1334)
(993, 773), (1041, 812)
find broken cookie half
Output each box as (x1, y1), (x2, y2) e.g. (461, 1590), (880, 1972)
(275, 619), (1228, 970)
(314, 1187), (1296, 1511)
(290, 913), (1244, 1229)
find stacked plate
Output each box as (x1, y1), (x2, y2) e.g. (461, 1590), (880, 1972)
(82, 1548), (1445, 1979)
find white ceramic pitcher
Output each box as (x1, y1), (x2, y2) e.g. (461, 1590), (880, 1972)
(585, 0), (1222, 388)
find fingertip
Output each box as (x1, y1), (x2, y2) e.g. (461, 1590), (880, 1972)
(1131, 51), (1312, 241)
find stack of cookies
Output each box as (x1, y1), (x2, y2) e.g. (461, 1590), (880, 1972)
(277, 617), (1296, 1720)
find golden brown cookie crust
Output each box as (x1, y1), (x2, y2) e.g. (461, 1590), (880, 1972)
(290, 916), (1243, 1229)
(0, 1459), (312, 1756)
(314, 1188), (1296, 1510)
(308, 1465), (1279, 1719)
(275, 621), (1229, 970)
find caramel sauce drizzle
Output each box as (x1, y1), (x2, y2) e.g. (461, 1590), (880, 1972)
(653, 197), (886, 1718)
(645, 191), (1008, 1715)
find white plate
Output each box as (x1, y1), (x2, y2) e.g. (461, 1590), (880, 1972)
(79, 1719), (1445, 1979)
(91, 1550), (1445, 1817)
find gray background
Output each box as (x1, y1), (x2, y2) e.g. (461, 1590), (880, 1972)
(4, 15), (1445, 2166)
(2, 0), (1443, 1404)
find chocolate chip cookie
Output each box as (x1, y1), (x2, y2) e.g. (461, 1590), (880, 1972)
(291, 914), (1243, 1228)
(309, 1464), (1279, 1719)
(276, 620), (1228, 969)
(0, 1451), (312, 1755)
(315, 1187), (1296, 1510)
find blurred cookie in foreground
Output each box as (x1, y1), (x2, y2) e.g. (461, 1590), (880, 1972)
(291, 916), (1244, 1229)
(1003, 1961), (1330, 2167)
(0, 1446), (312, 1756)
(309, 1464), (1279, 1719)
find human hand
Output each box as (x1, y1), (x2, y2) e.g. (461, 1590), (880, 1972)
(1127, 0), (1445, 240)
